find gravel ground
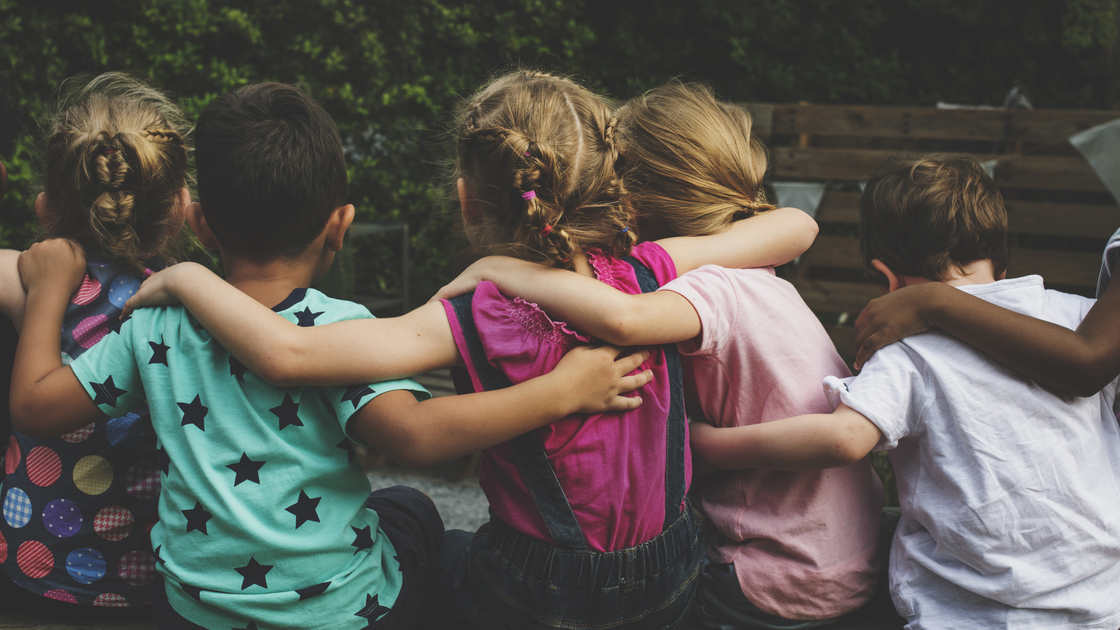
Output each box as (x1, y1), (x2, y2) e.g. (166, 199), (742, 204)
(368, 469), (489, 532)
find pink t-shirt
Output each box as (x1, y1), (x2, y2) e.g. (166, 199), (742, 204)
(663, 265), (882, 619)
(441, 242), (689, 552)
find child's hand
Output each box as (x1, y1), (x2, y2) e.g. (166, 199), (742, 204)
(120, 262), (208, 318)
(18, 239), (86, 296)
(853, 283), (947, 369)
(551, 344), (653, 414)
(430, 256), (525, 302)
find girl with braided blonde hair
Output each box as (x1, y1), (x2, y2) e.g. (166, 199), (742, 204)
(0, 72), (192, 621)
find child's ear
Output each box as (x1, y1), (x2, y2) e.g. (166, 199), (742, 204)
(186, 202), (220, 250)
(35, 192), (59, 232)
(324, 204), (355, 253)
(164, 188), (191, 241)
(458, 178), (482, 226)
(871, 259), (905, 294)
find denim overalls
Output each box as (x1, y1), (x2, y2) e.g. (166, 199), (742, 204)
(438, 256), (702, 630)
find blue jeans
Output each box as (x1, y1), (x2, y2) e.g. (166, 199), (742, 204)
(437, 505), (702, 630)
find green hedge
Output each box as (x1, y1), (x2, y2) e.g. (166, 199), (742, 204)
(2, 0), (1117, 303)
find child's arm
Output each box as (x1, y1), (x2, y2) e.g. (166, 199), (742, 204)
(0, 248), (26, 330)
(688, 403), (883, 471)
(349, 346), (652, 467)
(657, 206), (818, 275)
(123, 262), (461, 387)
(853, 281), (1120, 396)
(10, 240), (105, 438)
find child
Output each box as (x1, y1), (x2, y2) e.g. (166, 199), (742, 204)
(114, 71), (818, 629)
(689, 155), (1120, 629)
(431, 82), (884, 629)
(0, 73), (193, 621)
(9, 82), (653, 630)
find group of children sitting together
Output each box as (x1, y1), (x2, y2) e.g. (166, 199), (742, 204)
(0, 68), (1117, 630)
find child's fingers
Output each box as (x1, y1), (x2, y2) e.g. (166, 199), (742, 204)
(615, 369), (653, 395)
(604, 393), (643, 412)
(609, 347), (651, 374)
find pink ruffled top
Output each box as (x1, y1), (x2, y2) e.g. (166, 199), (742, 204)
(442, 243), (687, 551)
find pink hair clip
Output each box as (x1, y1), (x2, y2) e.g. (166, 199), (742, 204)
(522, 190), (537, 200)
(540, 224), (553, 236)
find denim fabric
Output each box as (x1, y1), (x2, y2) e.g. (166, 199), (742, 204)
(438, 505), (702, 630)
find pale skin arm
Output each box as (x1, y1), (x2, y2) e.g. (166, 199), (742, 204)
(10, 240), (105, 438)
(656, 206), (818, 274)
(688, 403), (884, 471)
(853, 280), (1120, 397)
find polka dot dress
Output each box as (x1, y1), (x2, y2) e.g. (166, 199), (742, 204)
(0, 261), (160, 607)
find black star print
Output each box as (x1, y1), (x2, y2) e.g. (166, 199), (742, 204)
(153, 545), (162, 564)
(351, 525), (373, 554)
(295, 307), (324, 327)
(270, 394), (303, 431)
(235, 622), (258, 630)
(229, 355), (248, 383)
(178, 395), (208, 431)
(157, 446), (170, 475)
(181, 583), (203, 600)
(108, 315), (131, 335)
(342, 385), (375, 409)
(148, 337), (169, 366)
(296, 581), (331, 601)
(183, 501), (213, 534)
(356, 593), (391, 626)
(227, 453), (265, 486)
(336, 439), (356, 463)
(91, 375), (126, 407)
(285, 490), (322, 528)
(235, 557), (273, 590)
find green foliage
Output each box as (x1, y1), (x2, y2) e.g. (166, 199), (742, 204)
(1, 0), (1118, 302)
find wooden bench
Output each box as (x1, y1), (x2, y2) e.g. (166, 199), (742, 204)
(741, 102), (1120, 365)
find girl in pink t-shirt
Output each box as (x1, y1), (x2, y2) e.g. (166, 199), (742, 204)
(436, 82), (885, 628)
(117, 72), (816, 629)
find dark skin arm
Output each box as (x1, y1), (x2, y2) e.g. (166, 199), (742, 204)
(853, 278), (1120, 397)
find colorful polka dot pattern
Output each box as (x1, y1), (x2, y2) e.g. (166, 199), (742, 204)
(0, 262), (162, 609)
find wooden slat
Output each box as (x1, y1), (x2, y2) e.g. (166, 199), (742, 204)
(992, 154), (1108, 192)
(790, 278), (881, 314)
(741, 103), (773, 138)
(813, 191), (861, 224)
(758, 103), (1118, 143)
(800, 236), (864, 270)
(824, 324), (859, 365)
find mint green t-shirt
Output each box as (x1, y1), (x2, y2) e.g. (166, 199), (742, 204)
(69, 288), (429, 630)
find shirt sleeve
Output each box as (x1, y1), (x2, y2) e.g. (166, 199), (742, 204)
(68, 316), (144, 418)
(659, 265), (737, 357)
(824, 342), (930, 451)
(1097, 226), (1120, 298)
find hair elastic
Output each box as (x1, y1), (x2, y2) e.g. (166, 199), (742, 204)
(524, 151), (532, 157)
(103, 149), (117, 155)
(540, 224), (553, 236)
(521, 190), (537, 200)
(619, 227), (629, 234)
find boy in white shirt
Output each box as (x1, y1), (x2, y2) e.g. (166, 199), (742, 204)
(690, 154), (1120, 629)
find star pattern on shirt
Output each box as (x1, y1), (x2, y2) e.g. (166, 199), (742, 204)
(342, 385), (375, 409)
(181, 583), (203, 600)
(229, 355), (248, 383)
(296, 581), (331, 601)
(91, 375), (126, 407)
(295, 307), (324, 327)
(351, 525), (373, 554)
(235, 622), (258, 630)
(157, 445), (170, 475)
(285, 490), (322, 528)
(148, 337), (170, 366)
(153, 545), (163, 564)
(227, 453), (265, 486)
(178, 394), (209, 430)
(183, 501), (213, 534)
(236, 557), (273, 590)
(336, 439), (356, 463)
(356, 593), (391, 626)
(107, 315), (130, 335)
(270, 394), (303, 431)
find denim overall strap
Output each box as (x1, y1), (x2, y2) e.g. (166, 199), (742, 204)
(621, 256), (688, 530)
(446, 294), (590, 550)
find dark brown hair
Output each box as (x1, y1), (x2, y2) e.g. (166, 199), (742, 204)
(453, 70), (634, 268)
(42, 73), (190, 275)
(859, 154), (1008, 283)
(616, 82), (774, 238)
(195, 83), (347, 261)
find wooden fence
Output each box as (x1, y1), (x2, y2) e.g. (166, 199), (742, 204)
(741, 103), (1120, 365)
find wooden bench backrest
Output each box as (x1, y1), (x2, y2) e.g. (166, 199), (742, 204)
(742, 103), (1120, 364)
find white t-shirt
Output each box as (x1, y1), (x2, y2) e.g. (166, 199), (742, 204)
(830, 276), (1120, 630)
(1097, 226), (1120, 297)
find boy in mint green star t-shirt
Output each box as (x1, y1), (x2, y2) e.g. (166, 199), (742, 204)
(9, 83), (648, 630)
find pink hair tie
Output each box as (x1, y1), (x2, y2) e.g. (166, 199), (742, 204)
(540, 224), (553, 236)
(143, 268), (154, 277)
(521, 190), (536, 200)
(524, 151), (532, 157)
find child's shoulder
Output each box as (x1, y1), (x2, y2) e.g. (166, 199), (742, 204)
(272, 287), (375, 327)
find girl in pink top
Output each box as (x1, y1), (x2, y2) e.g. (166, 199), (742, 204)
(437, 82), (884, 628)
(118, 72), (816, 629)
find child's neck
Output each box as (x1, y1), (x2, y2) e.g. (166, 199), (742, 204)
(220, 255), (326, 309)
(902, 259), (999, 289)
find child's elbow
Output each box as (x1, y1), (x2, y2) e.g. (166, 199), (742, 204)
(11, 403), (56, 439)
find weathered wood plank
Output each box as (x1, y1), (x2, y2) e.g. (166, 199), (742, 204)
(756, 103), (1118, 143)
